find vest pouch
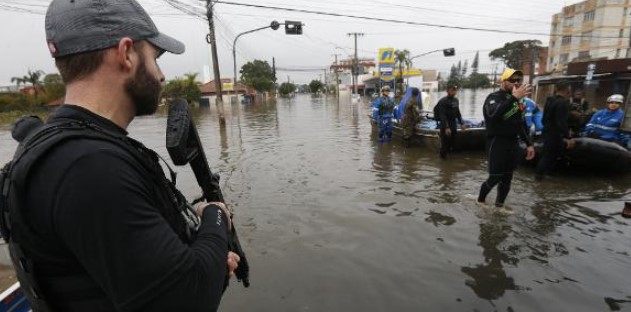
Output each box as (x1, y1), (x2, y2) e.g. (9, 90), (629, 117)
(0, 162), (12, 242)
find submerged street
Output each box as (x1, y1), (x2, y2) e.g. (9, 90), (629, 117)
(1, 92), (630, 311)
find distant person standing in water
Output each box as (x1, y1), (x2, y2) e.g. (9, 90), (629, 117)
(478, 69), (535, 208)
(373, 86), (395, 142)
(435, 85), (464, 159)
(401, 87), (423, 146)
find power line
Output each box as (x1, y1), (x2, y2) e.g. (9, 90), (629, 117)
(213, 0), (629, 39)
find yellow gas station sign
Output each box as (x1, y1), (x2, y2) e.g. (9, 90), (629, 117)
(378, 48), (395, 64)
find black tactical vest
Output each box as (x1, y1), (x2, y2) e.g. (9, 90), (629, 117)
(0, 118), (198, 311)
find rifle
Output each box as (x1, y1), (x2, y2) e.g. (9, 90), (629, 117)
(166, 99), (250, 288)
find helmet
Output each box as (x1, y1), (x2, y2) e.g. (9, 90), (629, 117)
(381, 86), (391, 93)
(607, 94), (624, 104)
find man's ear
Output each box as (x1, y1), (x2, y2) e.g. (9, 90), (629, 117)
(115, 38), (136, 72)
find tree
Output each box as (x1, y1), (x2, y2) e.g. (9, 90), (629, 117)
(278, 82), (296, 97)
(161, 73), (201, 105)
(308, 80), (323, 93)
(394, 49), (411, 97)
(463, 73), (491, 89)
(447, 64), (461, 88)
(240, 60), (275, 93)
(42, 73), (65, 103)
(489, 40), (542, 69)
(471, 51), (480, 74)
(461, 60), (468, 78)
(11, 69), (45, 103)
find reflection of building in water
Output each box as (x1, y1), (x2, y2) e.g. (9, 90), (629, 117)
(461, 221), (519, 300)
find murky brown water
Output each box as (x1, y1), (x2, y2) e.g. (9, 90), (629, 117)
(1, 90), (631, 311)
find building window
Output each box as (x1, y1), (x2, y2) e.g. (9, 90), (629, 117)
(550, 57), (554, 64)
(561, 36), (572, 45)
(560, 54), (569, 62)
(564, 17), (574, 27)
(578, 51), (590, 59)
(620, 29), (624, 38)
(583, 11), (595, 22)
(581, 31), (592, 42)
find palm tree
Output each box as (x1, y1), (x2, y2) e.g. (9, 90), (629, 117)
(394, 49), (411, 99)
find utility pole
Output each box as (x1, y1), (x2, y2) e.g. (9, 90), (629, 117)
(333, 53), (340, 101)
(272, 57), (277, 98)
(347, 32), (364, 95)
(204, 0), (225, 125)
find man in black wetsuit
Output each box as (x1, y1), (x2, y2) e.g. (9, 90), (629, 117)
(436, 85), (465, 159)
(1, 0), (239, 311)
(536, 81), (575, 181)
(478, 69), (535, 208)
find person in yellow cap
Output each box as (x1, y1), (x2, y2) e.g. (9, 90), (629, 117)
(477, 69), (535, 208)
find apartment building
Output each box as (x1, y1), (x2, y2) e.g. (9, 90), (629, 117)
(547, 0), (631, 73)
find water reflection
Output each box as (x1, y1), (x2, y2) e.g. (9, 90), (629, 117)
(461, 217), (520, 300)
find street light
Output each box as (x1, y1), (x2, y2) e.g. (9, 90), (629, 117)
(232, 20), (303, 101)
(409, 48), (456, 62)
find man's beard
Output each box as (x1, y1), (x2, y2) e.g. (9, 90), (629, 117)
(124, 56), (162, 116)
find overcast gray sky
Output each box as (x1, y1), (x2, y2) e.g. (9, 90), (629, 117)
(1, 0), (583, 85)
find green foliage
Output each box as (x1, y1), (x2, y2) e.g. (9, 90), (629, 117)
(489, 40), (542, 69)
(471, 51), (480, 74)
(278, 82), (296, 97)
(462, 73), (491, 89)
(41, 73), (65, 104)
(161, 73), (201, 104)
(240, 60), (275, 93)
(447, 64), (462, 88)
(308, 80), (323, 93)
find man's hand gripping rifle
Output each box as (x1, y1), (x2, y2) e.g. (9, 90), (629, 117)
(166, 99), (250, 288)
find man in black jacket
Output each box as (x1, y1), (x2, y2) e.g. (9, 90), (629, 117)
(478, 69), (535, 208)
(435, 85), (465, 159)
(2, 0), (239, 311)
(536, 81), (575, 180)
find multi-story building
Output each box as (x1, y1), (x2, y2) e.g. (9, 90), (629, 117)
(547, 0), (631, 73)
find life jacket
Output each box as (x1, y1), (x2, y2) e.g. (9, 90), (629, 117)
(0, 117), (198, 311)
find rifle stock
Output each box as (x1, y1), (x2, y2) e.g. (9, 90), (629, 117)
(166, 99), (250, 288)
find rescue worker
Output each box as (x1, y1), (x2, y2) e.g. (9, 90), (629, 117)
(0, 0), (238, 311)
(478, 69), (535, 208)
(569, 88), (591, 135)
(373, 86), (395, 142)
(401, 87), (423, 146)
(535, 81), (575, 181)
(435, 85), (464, 159)
(523, 97), (543, 136)
(583, 94), (630, 146)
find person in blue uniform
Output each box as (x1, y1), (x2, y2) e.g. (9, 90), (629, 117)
(523, 97), (543, 136)
(373, 86), (395, 142)
(583, 94), (630, 147)
(477, 69), (535, 208)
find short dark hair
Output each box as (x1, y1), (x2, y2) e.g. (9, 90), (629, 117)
(447, 85), (458, 91)
(411, 88), (420, 96)
(556, 81), (571, 92)
(55, 49), (107, 84)
(55, 41), (144, 84)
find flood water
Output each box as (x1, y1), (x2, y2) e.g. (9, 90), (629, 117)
(1, 89), (631, 311)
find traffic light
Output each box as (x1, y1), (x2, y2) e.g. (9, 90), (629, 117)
(285, 21), (303, 35)
(443, 48), (455, 57)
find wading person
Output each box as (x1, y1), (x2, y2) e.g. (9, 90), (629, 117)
(401, 87), (423, 146)
(1, 0), (238, 311)
(536, 81), (575, 181)
(373, 86), (395, 142)
(478, 69), (535, 208)
(435, 85), (464, 159)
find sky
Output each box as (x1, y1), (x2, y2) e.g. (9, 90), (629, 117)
(0, 0), (584, 85)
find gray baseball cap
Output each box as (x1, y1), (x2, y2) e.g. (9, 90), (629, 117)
(45, 0), (185, 58)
